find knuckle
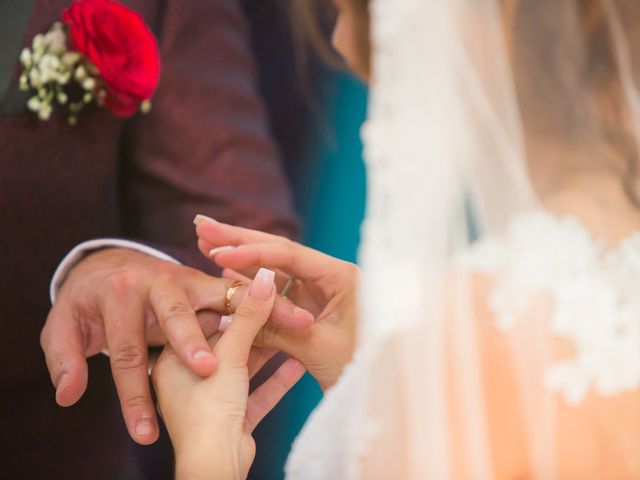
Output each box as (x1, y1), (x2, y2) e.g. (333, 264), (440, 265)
(164, 301), (192, 318)
(160, 302), (194, 326)
(284, 241), (301, 267)
(161, 263), (193, 281)
(154, 271), (177, 286)
(181, 333), (206, 350)
(123, 393), (150, 409)
(255, 325), (279, 348)
(105, 271), (136, 296)
(234, 302), (264, 322)
(111, 343), (147, 371)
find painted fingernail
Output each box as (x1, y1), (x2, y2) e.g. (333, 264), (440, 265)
(208, 246), (235, 258)
(193, 214), (217, 225)
(219, 315), (232, 332)
(135, 417), (154, 436)
(249, 268), (275, 301)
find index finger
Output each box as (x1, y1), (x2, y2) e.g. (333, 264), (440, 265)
(149, 279), (217, 377)
(102, 289), (158, 445)
(194, 215), (287, 253)
(210, 242), (333, 282)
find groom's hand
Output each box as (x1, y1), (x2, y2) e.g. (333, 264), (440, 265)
(40, 248), (313, 445)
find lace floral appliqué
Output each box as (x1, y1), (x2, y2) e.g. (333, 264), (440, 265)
(464, 212), (640, 405)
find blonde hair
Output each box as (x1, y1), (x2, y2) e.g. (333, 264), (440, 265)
(504, 0), (640, 204)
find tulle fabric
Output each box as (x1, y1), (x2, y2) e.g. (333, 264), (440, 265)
(286, 0), (640, 478)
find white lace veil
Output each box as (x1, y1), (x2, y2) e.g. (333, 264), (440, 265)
(354, 0), (640, 477)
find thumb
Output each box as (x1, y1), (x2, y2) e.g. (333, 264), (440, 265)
(40, 307), (89, 407)
(214, 268), (276, 368)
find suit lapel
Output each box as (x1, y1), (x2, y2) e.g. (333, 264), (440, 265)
(0, 0), (38, 107)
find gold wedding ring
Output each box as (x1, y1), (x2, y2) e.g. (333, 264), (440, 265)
(224, 280), (245, 314)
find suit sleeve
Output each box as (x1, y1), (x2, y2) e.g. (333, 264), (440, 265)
(117, 0), (299, 273)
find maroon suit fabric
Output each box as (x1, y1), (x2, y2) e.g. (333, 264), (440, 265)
(0, 0), (298, 477)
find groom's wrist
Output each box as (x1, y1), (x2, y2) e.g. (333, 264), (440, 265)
(49, 238), (179, 303)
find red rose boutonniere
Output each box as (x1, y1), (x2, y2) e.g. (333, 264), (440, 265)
(19, 0), (160, 125)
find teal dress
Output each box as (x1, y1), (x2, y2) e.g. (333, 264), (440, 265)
(249, 73), (368, 480)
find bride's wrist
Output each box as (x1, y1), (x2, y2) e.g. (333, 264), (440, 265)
(174, 431), (241, 480)
(175, 441), (239, 480)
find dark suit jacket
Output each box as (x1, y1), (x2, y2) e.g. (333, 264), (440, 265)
(0, 0), (298, 477)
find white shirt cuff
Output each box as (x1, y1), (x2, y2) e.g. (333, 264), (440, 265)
(50, 239), (180, 303)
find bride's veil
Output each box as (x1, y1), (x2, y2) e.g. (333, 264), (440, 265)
(354, 0), (640, 477)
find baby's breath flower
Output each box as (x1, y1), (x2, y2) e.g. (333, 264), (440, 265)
(43, 54), (61, 70)
(82, 77), (96, 91)
(140, 100), (152, 114)
(57, 91), (68, 104)
(29, 68), (41, 87)
(44, 22), (67, 54)
(58, 72), (71, 85)
(62, 51), (81, 67)
(38, 102), (52, 121)
(27, 96), (41, 112)
(32, 33), (45, 50)
(74, 65), (87, 81)
(20, 48), (32, 67)
(20, 19), (151, 125)
(39, 54), (61, 83)
(19, 74), (29, 91)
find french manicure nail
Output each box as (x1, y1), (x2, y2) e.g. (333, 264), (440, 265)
(135, 417), (154, 436)
(208, 246), (235, 258)
(249, 268), (275, 301)
(219, 315), (232, 332)
(193, 214), (217, 225)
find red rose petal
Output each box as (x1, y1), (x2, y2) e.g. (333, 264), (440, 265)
(62, 0), (160, 118)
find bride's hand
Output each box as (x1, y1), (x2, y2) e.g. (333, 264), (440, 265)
(194, 215), (359, 391)
(151, 268), (305, 480)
